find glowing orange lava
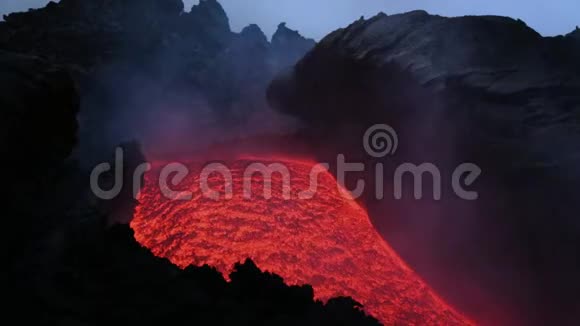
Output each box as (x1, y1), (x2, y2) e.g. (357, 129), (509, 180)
(131, 156), (472, 325)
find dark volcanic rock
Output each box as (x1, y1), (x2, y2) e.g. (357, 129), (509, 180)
(241, 23), (269, 45)
(268, 12), (580, 325)
(0, 0), (315, 164)
(9, 222), (380, 326)
(272, 22), (316, 68)
(568, 26), (580, 40)
(0, 50), (79, 170)
(270, 11), (579, 120)
(567, 26), (580, 50)
(183, 0), (231, 43)
(0, 0), (183, 66)
(1, 49), (82, 278)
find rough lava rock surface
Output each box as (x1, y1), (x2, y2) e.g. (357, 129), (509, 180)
(268, 11), (580, 326)
(270, 11), (579, 120)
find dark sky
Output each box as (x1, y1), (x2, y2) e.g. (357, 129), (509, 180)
(1, 0), (578, 39)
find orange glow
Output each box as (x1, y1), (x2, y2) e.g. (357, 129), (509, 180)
(131, 156), (472, 325)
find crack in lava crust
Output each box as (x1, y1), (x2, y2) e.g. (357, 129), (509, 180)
(131, 156), (472, 325)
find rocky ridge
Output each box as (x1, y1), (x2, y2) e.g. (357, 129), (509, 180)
(268, 11), (580, 325)
(0, 0), (316, 163)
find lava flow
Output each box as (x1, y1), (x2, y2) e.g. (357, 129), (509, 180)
(131, 155), (472, 325)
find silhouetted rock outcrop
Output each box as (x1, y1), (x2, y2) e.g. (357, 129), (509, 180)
(270, 11), (579, 121)
(568, 26), (580, 39)
(241, 24), (269, 45)
(1, 50), (83, 286)
(0, 50), (79, 168)
(0, 0), (315, 164)
(567, 27), (580, 50)
(0, 0), (184, 66)
(0, 51), (81, 255)
(268, 11), (580, 326)
(183, 0), (231, 43)
(8, 222), (380, 325)
(271, 22), (316, 68)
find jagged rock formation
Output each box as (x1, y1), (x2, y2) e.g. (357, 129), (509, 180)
(0, 2), (377, 326)
(0, 51), (83, 265)
(268, 11), (580, 325)
(0, 0), (315, 164)
(182, 0), (231, 43)
(8, 223), (379, 325)
(567, 26), (580, 51)
(272, 22), (317, 69)
(568, 26), (580, 40)
(0, 0), (184, 66)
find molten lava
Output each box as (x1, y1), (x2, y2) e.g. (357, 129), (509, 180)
(131, 156), (471, 325)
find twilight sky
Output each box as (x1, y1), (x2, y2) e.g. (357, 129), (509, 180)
(1, 0), (578, 39)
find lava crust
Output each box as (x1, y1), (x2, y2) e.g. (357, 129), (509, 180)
(131, 156), (471, 325)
